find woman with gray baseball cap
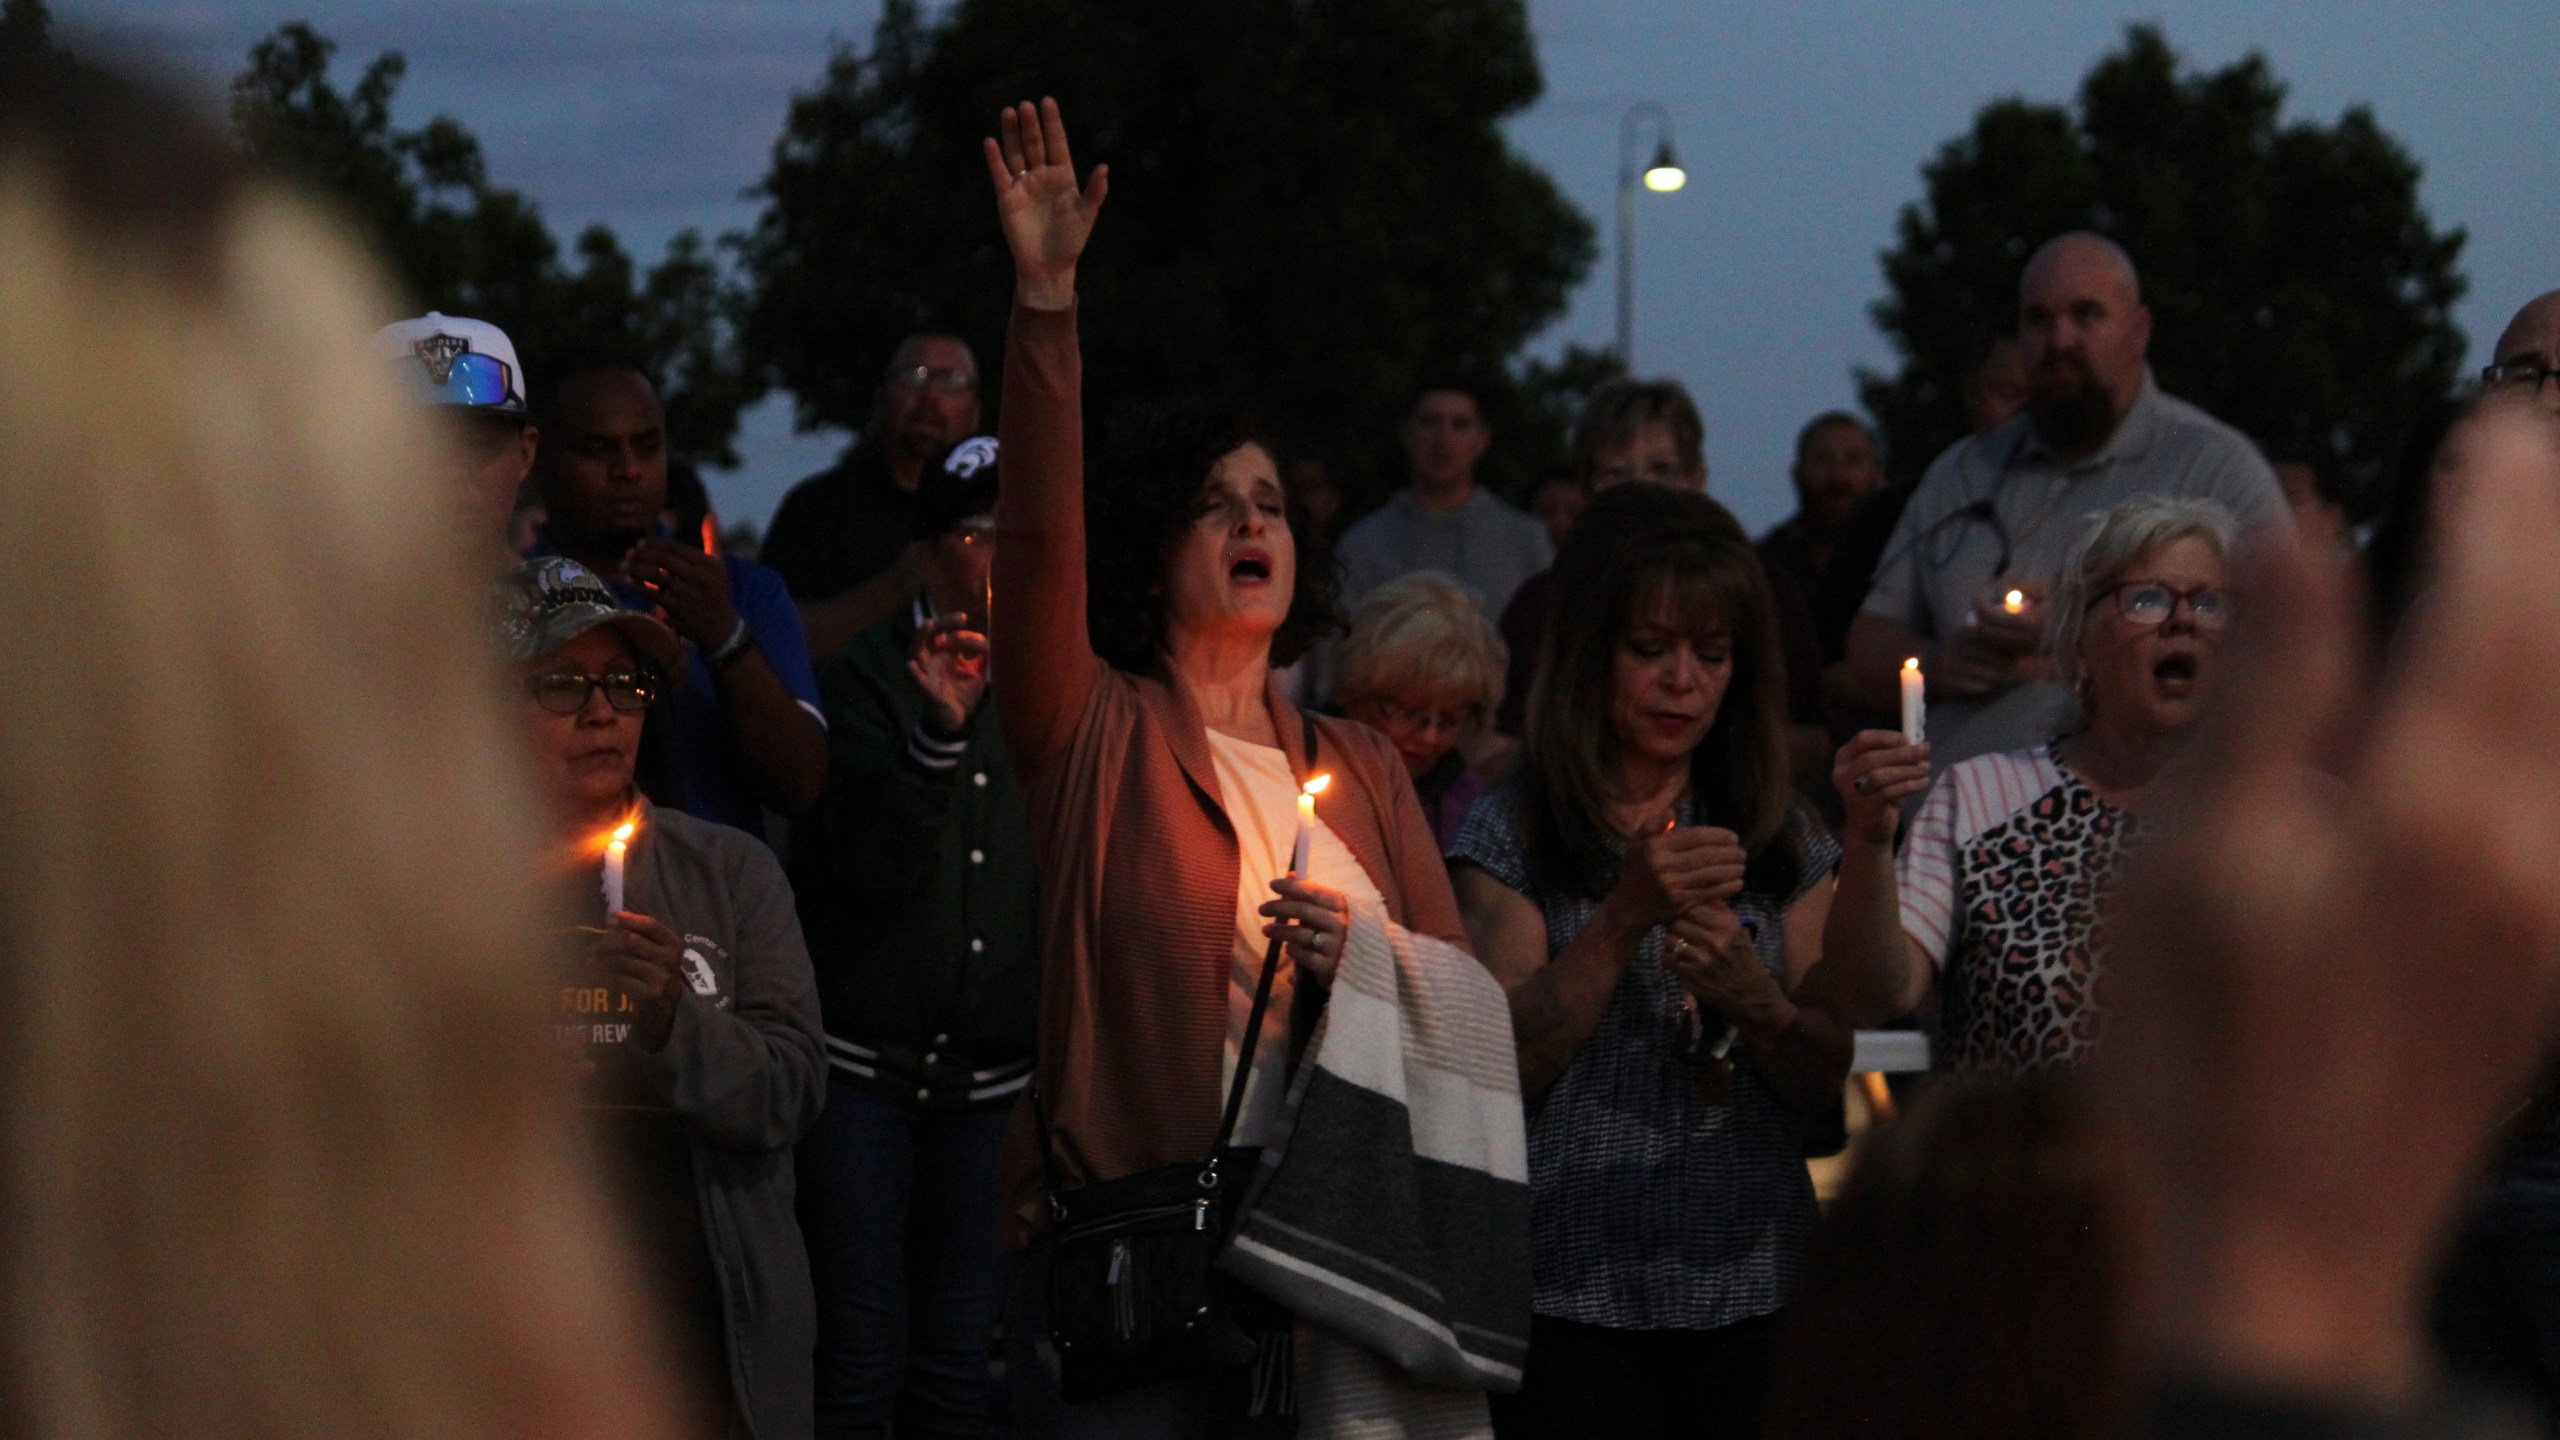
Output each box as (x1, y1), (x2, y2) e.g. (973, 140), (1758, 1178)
(496, 555), (826, 1440)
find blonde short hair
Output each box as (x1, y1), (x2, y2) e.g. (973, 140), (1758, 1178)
(2048, 495), (2239, 724)
(0, 59), (669, 1439)
(1330, 572), (1508, 723)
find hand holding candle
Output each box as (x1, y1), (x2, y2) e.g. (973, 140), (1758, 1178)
(1900, 657), (1926, 744)
(1291, 773), (1332, 876)
(602, 818), (635, 917)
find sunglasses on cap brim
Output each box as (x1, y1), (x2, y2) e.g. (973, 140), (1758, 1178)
(407, 351), (518, 408)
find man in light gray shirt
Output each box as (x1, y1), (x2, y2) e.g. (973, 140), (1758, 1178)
(1335, 374), (1552, 619)
(1844, 232), (2284, 769)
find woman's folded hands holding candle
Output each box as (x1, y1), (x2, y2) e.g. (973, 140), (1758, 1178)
(1662, 903), (1785, 1033)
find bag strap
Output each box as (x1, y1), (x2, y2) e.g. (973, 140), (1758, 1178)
(1033, 710), (1323, 1206)
(1027, 1077), (1070, 1221)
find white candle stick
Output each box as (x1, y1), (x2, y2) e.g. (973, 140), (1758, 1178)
(603, 819), (634, 917)
(1900, 658), (1926, 745)
(1291, 774), (1332, 876)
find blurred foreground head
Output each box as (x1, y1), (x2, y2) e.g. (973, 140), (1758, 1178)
(0, 51), (667, 1440)
(1769, 1075), (2127, 1440)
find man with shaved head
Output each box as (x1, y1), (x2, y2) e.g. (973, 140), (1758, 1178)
(1844, 231), (2283, 770)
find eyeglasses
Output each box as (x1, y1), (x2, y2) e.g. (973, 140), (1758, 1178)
(2483, 357), (2560, 392)
(524, 668), (659, 715)
(893, 364), (977, 396)
(2088, 582), (2233, 629)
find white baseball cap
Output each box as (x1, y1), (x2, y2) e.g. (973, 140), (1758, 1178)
(371, 311), (528, 416)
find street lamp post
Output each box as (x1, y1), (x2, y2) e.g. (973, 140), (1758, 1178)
(1616, 102), (1686, 365)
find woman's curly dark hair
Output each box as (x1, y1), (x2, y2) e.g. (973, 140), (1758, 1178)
(1085, 397), (1344, 674)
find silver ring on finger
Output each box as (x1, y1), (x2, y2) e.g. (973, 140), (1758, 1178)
(1670, 935), (1691, 958)
(1015, 169), (1031, 180)
(1853, 775), (1871, 794)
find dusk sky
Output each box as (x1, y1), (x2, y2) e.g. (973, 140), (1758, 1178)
(66, 1), (2560, 536)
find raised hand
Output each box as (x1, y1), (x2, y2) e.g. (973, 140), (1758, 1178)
(907, 613), (990, 734)
(2105, 399), (2560, 1402)
(982, 97), (1109, 311)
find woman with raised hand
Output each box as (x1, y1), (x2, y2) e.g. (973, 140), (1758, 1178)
(1447, 482), (1888, 1439)
(1824, 495), (2238, 1074)
(982, 99), (1490, 1435)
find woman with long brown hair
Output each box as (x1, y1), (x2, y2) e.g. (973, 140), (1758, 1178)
(1450, 482), (1902, 1438)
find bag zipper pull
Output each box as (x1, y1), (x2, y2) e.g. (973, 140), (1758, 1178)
(1108, 1237), (1135, 1340)
(1194, 1198), (1209, 1232)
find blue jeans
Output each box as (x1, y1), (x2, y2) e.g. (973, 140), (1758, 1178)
(799, 1078), (1013, 1440)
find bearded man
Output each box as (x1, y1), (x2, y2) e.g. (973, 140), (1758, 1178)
(1841, 232), (2284, 770)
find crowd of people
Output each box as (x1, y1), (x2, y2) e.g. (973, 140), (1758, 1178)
(15, 49), (2560, 1440)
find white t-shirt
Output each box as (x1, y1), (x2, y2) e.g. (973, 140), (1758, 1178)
(1203, 728), (1386, 1147)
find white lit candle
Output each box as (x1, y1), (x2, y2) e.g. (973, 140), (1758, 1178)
(1900, 658), (1926, 745)
(1291, 774), (1332, 876)
(602, 819), (634, 917)
(2002, 588), (2027, 615)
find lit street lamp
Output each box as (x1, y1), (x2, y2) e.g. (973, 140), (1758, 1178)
(1616, 102), (1686, 365)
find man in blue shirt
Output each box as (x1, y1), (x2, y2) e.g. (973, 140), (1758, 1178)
(531, 352), (826, 838)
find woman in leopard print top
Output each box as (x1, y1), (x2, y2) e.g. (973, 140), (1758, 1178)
(1823, 495), (2239, 1073)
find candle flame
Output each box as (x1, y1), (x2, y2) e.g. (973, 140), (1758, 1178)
(2002, 589), (2027, 613)
(1303, 773), (1332, 798)
(611, 820), (635, 845)
(1902, 657), (1920, 674)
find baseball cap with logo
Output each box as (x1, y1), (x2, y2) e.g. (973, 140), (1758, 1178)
(914, 435), (1000, 542)
(491, 557), (684, 673)
(372, 312), (528, 416)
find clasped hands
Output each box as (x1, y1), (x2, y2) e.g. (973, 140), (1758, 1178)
(1615, 821), (1786, 1033)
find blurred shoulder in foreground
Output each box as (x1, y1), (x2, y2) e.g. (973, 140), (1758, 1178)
(0, 46), (677, 1440)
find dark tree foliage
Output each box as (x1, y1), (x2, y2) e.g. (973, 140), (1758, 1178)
(1, 0), (52, 58)
(1861, 24), (2467, 511)
(229, 23), (754, 464)
(739, 0), (1597, 504)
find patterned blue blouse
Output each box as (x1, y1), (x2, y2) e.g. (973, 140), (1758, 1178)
(1449, 782), (1839, 1331)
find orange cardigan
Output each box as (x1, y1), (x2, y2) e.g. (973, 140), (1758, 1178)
(991, 302), (1470, 1245)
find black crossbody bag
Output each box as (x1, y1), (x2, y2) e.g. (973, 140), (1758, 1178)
(1028, 717), (1313, 1404)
